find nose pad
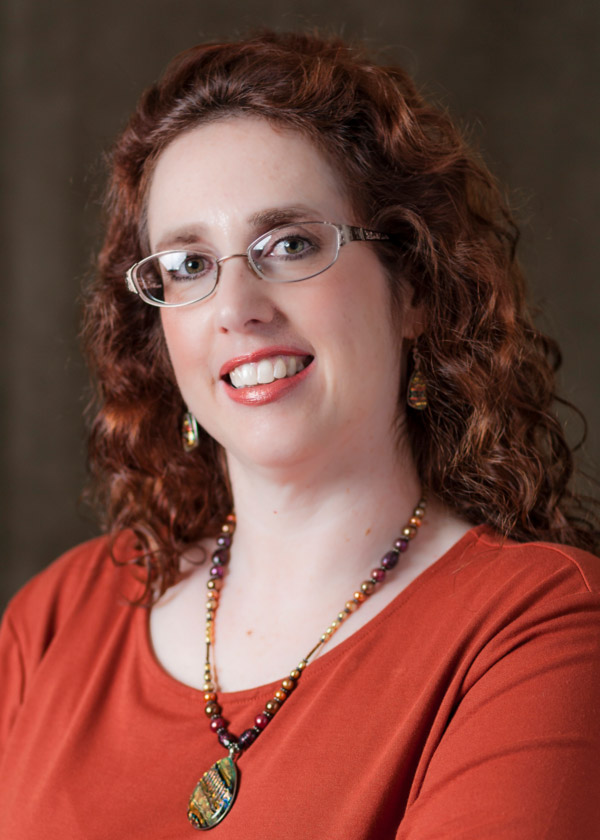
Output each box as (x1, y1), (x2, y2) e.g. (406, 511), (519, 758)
(214, 253), (279, 334)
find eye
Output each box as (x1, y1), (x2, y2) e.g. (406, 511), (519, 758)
(157, 251), (214, 282)
(182, 255), (207, 275)
(272, 236), (310, 257)
(253, 226), (320, 262)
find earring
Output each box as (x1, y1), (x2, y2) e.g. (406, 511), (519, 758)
(181, 410), (200, 451)
(407, 346), (428, 411)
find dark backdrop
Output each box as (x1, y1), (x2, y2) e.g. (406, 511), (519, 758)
(1, 0), (598, 610)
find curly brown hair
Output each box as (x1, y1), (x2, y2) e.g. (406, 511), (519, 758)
(82, 30), (598, 600)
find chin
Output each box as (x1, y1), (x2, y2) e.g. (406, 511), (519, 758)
(226, 438), (315, 473)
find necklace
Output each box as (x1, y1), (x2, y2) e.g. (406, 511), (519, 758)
(187, 496), (427, 830)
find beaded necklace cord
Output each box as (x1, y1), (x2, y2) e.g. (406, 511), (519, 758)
(187, 496), (427, 830)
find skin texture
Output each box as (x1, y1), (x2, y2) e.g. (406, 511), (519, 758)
(149, 117), (412, 479)
(147, 117), (470, 691)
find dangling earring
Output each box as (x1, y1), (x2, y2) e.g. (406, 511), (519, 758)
(407, 345), (428, 411)
(181, 410), (200, 451)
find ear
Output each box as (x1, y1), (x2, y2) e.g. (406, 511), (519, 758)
(399, 285), (426, 342)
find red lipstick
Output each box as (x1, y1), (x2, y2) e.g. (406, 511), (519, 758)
(221, 349), (313, 406)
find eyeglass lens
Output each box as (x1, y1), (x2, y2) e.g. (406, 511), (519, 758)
(135, 222), (340, 305)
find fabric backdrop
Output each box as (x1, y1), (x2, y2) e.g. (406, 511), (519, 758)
(1, 0), (598, 609)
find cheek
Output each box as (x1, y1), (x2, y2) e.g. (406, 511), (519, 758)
(159, 312), (211, 391)
(324, 266), (398, 363)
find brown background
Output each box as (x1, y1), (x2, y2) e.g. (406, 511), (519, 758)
(1, 0), (598, 611)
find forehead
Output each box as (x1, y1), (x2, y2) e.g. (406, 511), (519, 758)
(146, 117), (351, 249)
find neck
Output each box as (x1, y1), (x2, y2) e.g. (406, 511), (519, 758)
(224, 433), (422, 587)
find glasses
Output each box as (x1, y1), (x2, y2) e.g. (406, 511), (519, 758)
(125, 221), (390, 308)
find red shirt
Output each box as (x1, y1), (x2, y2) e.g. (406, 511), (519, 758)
(1, 526), (600, 838)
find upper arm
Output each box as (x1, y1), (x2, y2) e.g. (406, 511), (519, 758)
(396, 593), (600, 839)
(0, 610), (27, 758)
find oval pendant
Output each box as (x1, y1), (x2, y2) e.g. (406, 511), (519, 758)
(188, 755), (238, 830)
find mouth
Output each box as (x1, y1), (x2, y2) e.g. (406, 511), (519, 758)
(224, 354), (313, 389)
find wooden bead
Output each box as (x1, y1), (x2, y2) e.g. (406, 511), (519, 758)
(289, 671), (301, 682)
(203, 683), (215, 692)
(345, 600), (358, 612)
(207, 578), (223, 590)
(265, 699), (280, 714)
(413, 507), (426, 518)
(204, 692), (217, 702)
(409, 516), (422, 527)
(205, 702), (221, 717)
(282, 678), (295, 691)
(274, 690), (287, 702)
(360, 580), (375, 595)
(401, 525), (417, 539)
(353, 591), (366, 603)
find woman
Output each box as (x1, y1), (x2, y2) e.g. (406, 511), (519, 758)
(1, 31), (599, 839)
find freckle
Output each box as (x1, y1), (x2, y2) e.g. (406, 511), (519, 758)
(273, 510), (278, 514)
(365, 528), (371, 536)
(246, 629), (253, 636)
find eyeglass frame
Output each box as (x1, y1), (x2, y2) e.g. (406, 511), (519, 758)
(125, 221), (391, 308)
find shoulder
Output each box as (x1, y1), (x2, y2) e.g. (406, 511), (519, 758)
(2, 532), (145, 660)
(422, 527), (600, 677)
(444, 526), (600, 601)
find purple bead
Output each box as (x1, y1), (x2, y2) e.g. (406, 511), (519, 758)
(210, 565), (224, 578)
(218, 730), (238, 749)
(394, 539), (409, 552)
(216, 534), (232, 548)
(238, 728), (258, 750)
(210, 716), (225, 732)
(255, 713), (269, 730)
(381, 550), (399, 570)
(371, 568), (386, 582)
(211, 548), (229, 566)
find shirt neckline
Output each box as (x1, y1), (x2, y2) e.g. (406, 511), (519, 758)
(138, 524), (489, 705)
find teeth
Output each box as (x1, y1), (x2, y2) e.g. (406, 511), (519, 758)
(257, 359), (273, 384)
(241, 364), (258, 387)
(228, 355), (309, 389)
(273, 357), (287, 379)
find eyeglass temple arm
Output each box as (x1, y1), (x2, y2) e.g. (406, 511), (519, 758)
(342, 225), (390, 245)
(125, 267), (139, 295)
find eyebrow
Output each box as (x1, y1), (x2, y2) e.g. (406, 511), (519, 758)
(247, 205), (318, 228)
(154, 204), (322, 252)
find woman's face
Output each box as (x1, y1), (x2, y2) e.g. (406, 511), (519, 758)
(147, 117), (418, 474)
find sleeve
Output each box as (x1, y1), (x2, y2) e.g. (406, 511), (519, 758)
(0, 607), (27, 758)
(396, 589), (600, 840)
(0, 537), (123, 762)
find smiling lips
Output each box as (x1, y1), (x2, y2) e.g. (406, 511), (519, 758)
(221, 351), (313, 405)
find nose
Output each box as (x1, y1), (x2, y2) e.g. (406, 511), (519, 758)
(214, 253), (280, 335)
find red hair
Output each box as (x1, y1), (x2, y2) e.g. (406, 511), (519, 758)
(82, 31), (598, 600)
